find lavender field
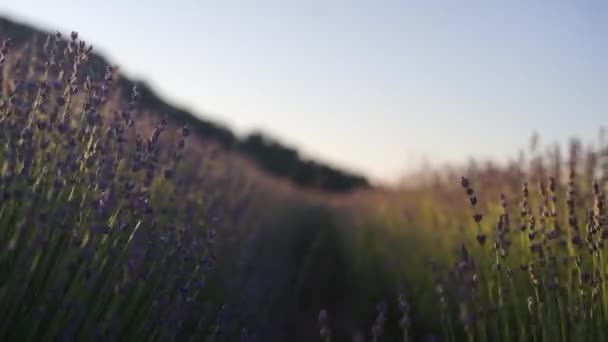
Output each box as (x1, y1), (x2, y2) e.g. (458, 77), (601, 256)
(0, 20), (381, 341)
(1, 9), (607, 342)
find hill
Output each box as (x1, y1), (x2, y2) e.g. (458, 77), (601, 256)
(0, 15), (369, 192)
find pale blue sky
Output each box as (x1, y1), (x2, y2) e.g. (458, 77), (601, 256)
(1, 1), (606, 182)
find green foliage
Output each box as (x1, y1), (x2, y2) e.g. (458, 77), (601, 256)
(322, 138), (608, 341)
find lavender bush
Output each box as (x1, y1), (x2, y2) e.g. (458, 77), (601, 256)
(0, 31), (249, 340)
(322, 136), (608, 341)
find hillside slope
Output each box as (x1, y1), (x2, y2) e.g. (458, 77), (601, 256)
(0, 16), (369, 192)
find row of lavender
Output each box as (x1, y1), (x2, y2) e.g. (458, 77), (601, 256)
(313, 138), (608, 341)
(444, 147), (608, 342)
(0, 31), (250, 340)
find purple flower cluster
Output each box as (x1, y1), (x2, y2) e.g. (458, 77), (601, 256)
(0, 30), (249, 340)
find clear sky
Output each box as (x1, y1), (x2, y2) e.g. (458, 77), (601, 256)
(1, 1), (606, 183)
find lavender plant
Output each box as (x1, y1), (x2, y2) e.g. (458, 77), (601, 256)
(0, 30), (246, 341)
(419, 142), (608, 341)
(317, 136), (608, 342)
